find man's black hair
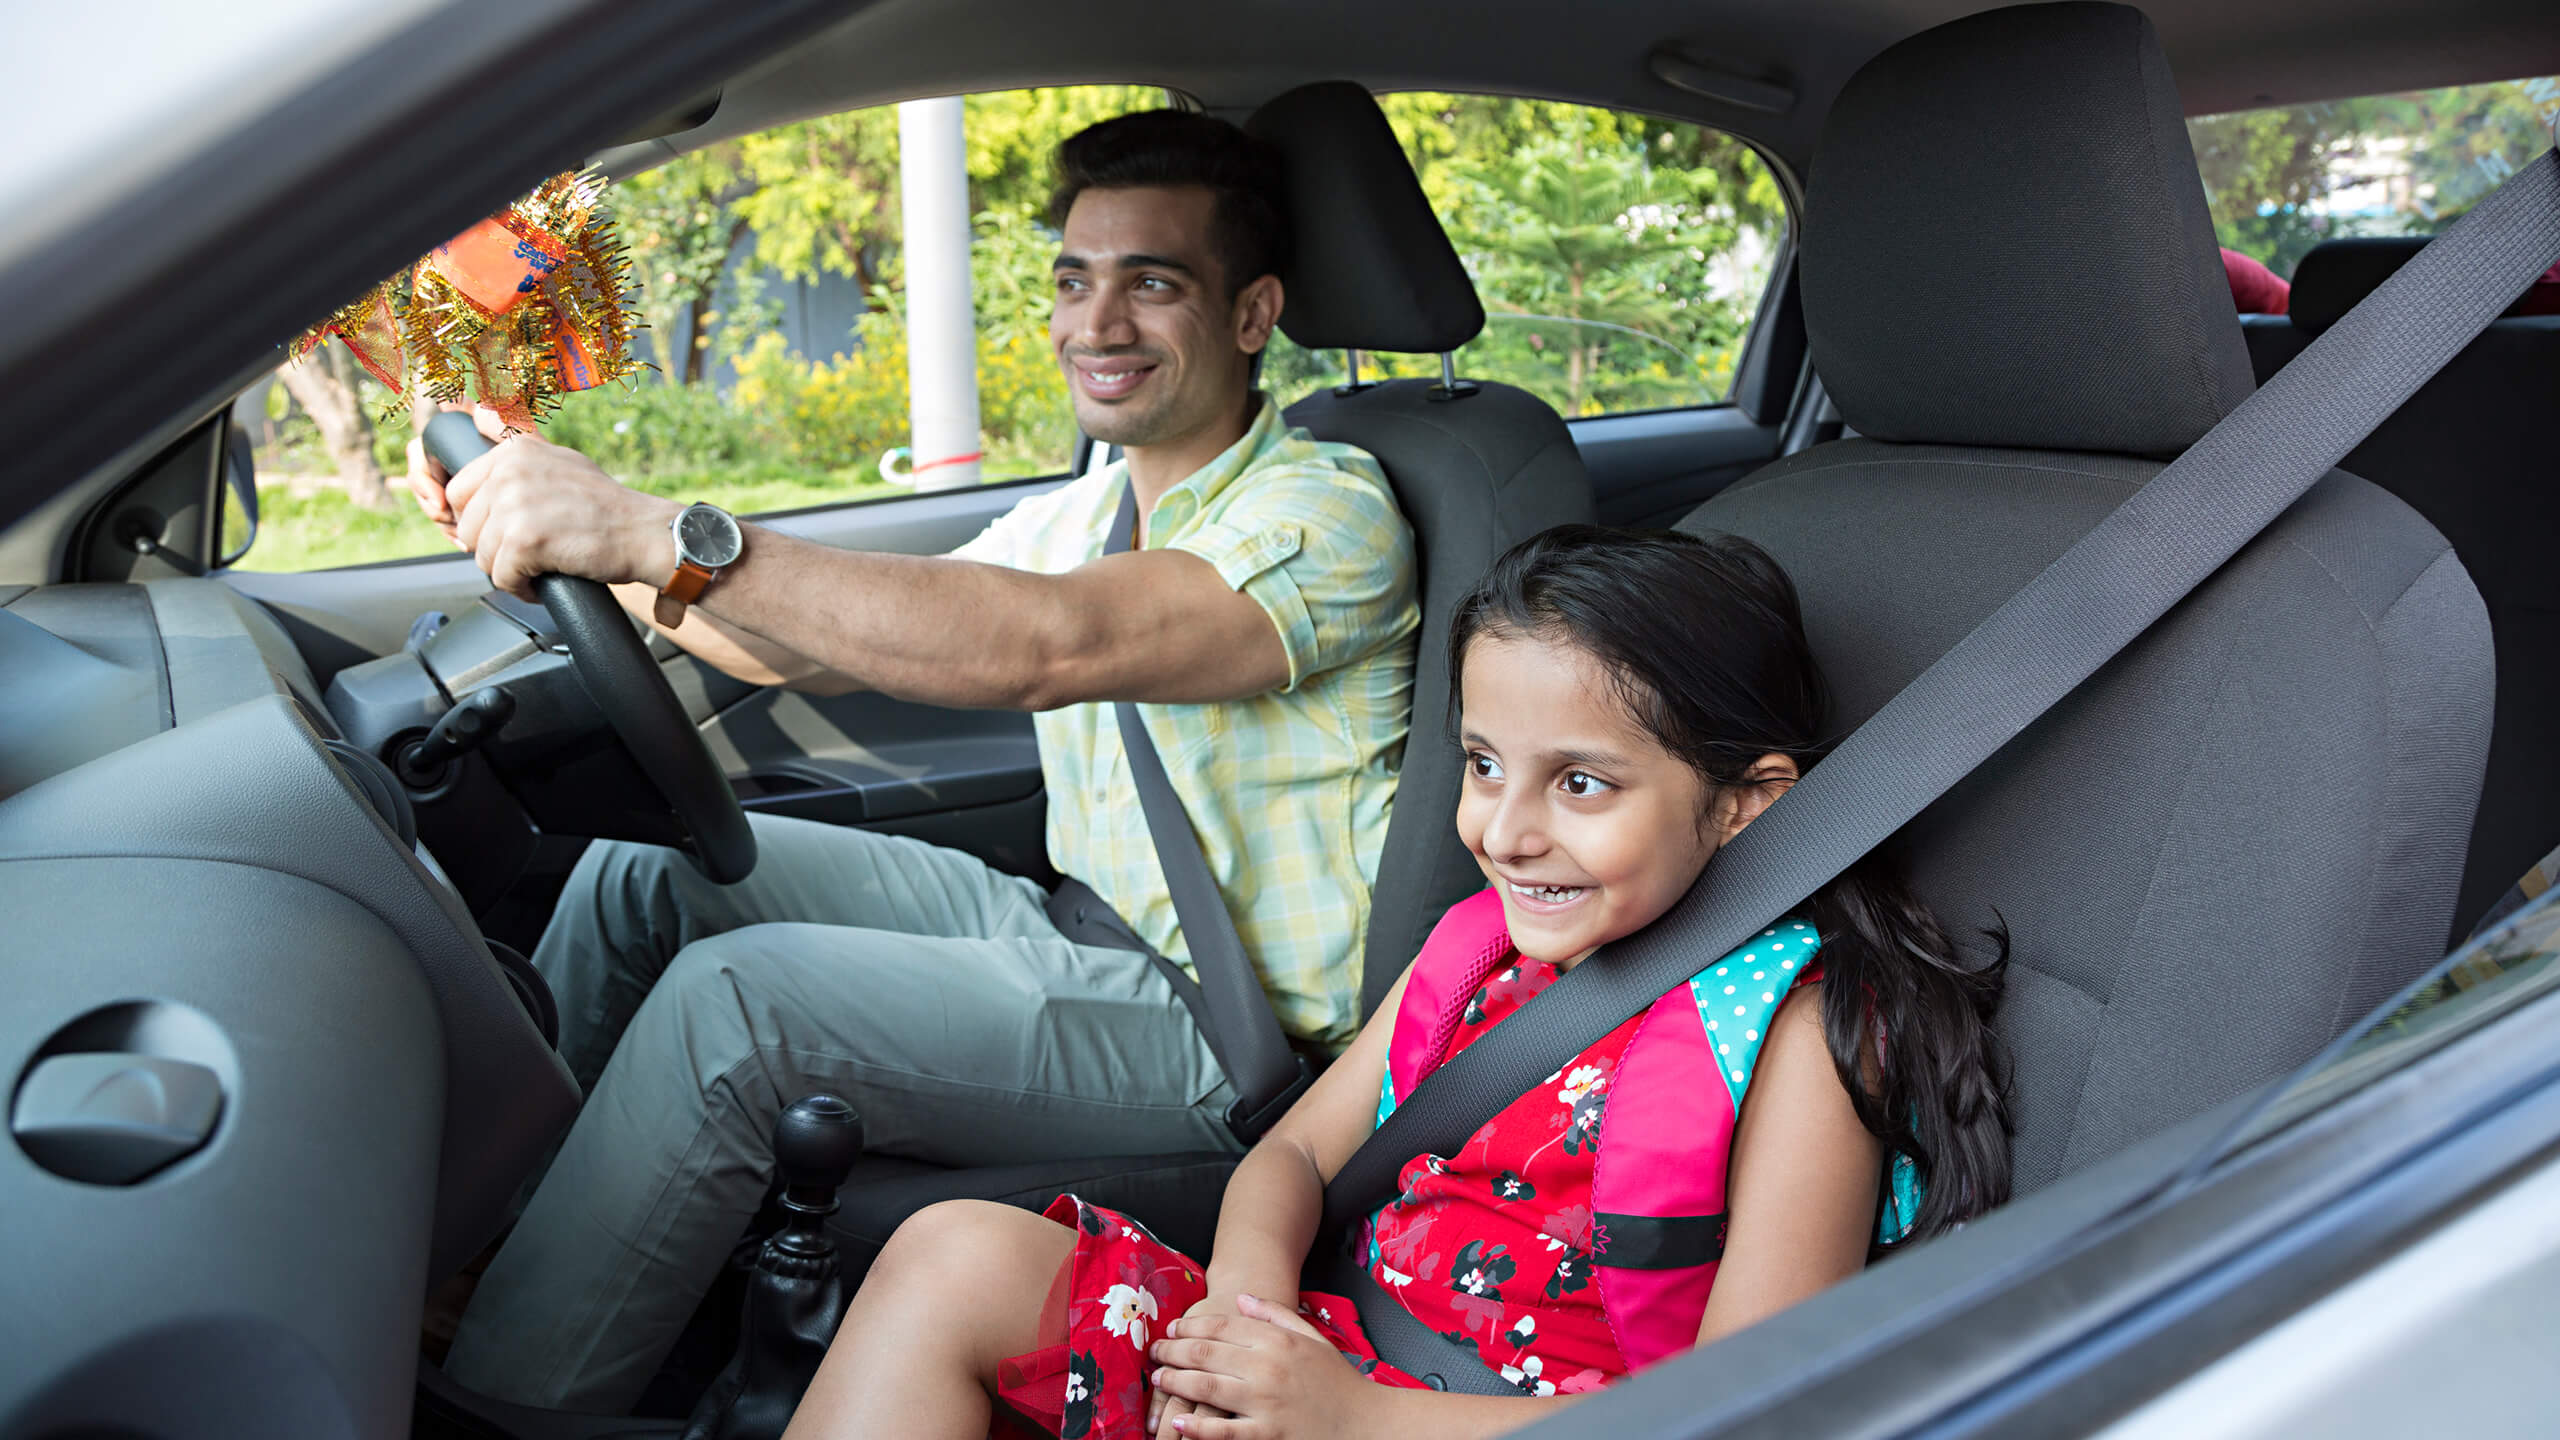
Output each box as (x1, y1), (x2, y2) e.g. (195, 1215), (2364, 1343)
(1048, 110), (1294, 298)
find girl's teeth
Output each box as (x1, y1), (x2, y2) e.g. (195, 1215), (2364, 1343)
(1511, 882), (1582, 902)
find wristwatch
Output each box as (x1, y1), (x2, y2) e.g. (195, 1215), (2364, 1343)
(654, 501), (744, 627)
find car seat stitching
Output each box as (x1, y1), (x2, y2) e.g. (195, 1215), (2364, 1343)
(2058, 568), (2264, 1175)
(2329, 545), (2476, 1030)
(2135, 16), (2229, 432)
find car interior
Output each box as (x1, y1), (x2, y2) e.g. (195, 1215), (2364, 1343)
(2237, 238), (2560, 933)
(2, 0), (2557, 1436)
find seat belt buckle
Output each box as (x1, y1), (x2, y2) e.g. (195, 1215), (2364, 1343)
(1225, 1054), (1316, 1145)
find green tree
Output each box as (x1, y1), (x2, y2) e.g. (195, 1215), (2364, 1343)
(965, 86), (1164, 218)
(1449, 112), (1750, 413)
(1349, 97), (1771, 416)
(617, 87), (1163, 380)
(2187, 77), (2559, 276)
(617, 143), (751, 383)
(730, 109), (903, 291)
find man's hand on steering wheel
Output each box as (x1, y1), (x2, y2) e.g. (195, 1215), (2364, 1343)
(440, 420), (681, 603)
(402, 402), (480, 548)
(409, 403), (758, 885)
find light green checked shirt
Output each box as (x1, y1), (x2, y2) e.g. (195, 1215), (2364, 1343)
(954, 397), (1418, 1051)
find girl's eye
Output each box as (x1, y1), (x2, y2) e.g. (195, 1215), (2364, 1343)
(1469, 751), (1505, 781)
(1561, 770), (1613, 797)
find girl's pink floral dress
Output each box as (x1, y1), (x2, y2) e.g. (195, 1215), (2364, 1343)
(995, 948), (1662, 1436)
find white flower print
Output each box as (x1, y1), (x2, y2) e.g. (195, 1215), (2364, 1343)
(1380, 1265), (1414, 1288)
(1500, 1355), (1559, 1397)
(1064, 1368), (1090, 1404)
(1555, 1064), (1607, 1106)
(1098, 1283), (1160, 1351)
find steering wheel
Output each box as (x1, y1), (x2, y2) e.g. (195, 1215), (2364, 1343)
(423, 412), (757, 884)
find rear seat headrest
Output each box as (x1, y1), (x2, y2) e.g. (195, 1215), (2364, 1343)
(1246, 82), (1485, 355)
(2288, 237), (2429, 336)
(2289, 235), (2560, 335)
(1802, 1), (2254, 457)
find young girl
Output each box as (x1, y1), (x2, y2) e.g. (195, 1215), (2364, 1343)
(784, 526), (2009, 1440)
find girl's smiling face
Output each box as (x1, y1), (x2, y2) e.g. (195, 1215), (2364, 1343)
(1456, 629), (1794, 967)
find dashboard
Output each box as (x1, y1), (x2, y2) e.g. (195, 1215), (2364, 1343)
(0, 578), (575, 1435)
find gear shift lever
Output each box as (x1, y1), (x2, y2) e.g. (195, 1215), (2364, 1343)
(682, 1095), (863, 1440)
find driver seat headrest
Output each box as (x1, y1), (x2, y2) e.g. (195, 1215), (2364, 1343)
(1803, 1), (2256, 457)
(1246, 82), (1485, 355)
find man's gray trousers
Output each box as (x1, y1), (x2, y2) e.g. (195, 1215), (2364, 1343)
(442, 814), (1238, 1412)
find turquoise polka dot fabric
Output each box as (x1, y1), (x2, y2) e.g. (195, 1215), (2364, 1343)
(1685, 918), (1824, 1122)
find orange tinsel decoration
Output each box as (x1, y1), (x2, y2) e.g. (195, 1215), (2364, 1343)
(295, 170), (643, 428)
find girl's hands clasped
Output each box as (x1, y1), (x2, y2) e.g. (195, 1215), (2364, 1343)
(1146, 1294), (1378, 1439)
(1145, 1292), (1241, 1440)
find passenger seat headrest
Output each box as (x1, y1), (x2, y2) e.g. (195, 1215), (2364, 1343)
(1802, 1), (2255, 457)
(1246, 82), (1485, 354)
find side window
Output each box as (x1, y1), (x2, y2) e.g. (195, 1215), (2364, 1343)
(231, 85), (1159, 573)
(2188, 75), (2560, 284)
(1261, 96), (1786, 420)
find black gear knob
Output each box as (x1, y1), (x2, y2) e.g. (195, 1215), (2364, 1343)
(686, 1096), (861, 1440)
(773, 1094), (862, 1204)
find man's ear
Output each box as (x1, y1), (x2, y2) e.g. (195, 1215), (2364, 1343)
(1234, 273), (1284, 356)
(1715, 752), (1802, 846)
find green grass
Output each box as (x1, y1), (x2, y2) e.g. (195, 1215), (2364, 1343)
(233, 487), (457, 572)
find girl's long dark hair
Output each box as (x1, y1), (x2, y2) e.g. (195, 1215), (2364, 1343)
(1451, 525), (2011, 1240)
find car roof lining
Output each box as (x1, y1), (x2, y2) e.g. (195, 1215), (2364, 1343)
(594, 0), (2560, 179)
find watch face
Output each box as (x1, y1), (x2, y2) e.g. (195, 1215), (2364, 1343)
(676, 504), (743, 568)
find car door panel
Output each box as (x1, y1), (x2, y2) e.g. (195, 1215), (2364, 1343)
(706, 683), (1051, 879)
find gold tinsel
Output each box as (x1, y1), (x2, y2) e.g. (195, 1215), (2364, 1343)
(297, 169), (644, 428)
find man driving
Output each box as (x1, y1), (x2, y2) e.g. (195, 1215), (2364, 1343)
(420, 110), (1419, 1412)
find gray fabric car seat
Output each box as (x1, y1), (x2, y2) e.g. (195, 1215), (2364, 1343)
(2240, 235), (2560, 934)
(1253, 81), (1598, 1015)
(818, 82), (1592, 1267)
(1682, 1), (2494, 1194)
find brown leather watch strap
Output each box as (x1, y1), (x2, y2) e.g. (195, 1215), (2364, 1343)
(652, 560), (713, 627)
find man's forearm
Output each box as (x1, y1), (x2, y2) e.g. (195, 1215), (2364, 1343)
(608, 582), (864, 694)
(447, 441), (1285, 708)
(692, 527), (1088, 708)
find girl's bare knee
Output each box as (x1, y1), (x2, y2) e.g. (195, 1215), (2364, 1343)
(876, 1201), (1045, 1286)
(868, 1199), (1070, 1362)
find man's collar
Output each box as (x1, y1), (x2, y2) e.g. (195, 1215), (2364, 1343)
(1152, 392), (1281, 517)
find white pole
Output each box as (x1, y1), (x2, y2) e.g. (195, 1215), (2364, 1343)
(897, 97), (982, 492)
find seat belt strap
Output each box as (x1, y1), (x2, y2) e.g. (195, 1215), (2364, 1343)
(1321, 148), (2560, 1237)
(1105, 484), (1311, 1143)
